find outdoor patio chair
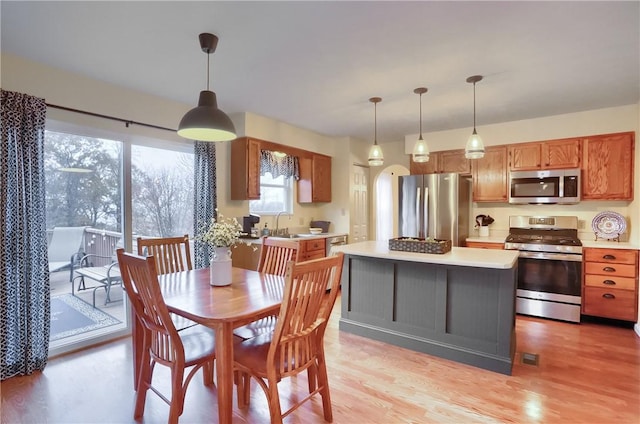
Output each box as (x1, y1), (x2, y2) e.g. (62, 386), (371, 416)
(233, 253), (344, 424)
(72, 253), (122, 308)
(47, 226), (87, 282)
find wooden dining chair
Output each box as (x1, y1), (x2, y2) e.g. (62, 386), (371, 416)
(137, 234), (192, 275)
(233, 252), (344, 424)
(257, 236), (300, 275)
(138, 235), (196, 331)
(233, 236), (300, 340)
(115, 249), (216, 424)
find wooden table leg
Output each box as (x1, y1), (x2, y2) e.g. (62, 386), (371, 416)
(215, 322), (234, 424)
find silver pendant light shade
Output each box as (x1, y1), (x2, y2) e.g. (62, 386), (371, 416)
(412, 87), (429, 163)
(177, 33), (236, 142)
(368, 97), (384, 166)
(465, 75), (485, 159)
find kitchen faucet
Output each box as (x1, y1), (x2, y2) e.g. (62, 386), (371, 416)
(275, 211), (290, 235)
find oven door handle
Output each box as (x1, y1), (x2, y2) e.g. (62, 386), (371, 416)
(518, 251), (583, 262)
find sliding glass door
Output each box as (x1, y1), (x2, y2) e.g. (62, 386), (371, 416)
(44, 123), (195, 356)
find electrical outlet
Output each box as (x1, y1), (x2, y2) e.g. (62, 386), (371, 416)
(578, 219), (585, 229)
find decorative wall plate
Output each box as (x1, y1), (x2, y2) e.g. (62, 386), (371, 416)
(591, 211), (627, 240)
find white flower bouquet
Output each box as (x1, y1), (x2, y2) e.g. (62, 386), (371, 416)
(199, 211), (243, 248)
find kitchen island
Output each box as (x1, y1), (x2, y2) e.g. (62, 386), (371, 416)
(332, 241), (519, 375)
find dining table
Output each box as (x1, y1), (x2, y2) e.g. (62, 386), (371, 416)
(130, 266), (285, 424)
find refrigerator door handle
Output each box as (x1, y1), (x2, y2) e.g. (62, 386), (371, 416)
(423, 186), (429, 239)
(416, 187), (421, 237)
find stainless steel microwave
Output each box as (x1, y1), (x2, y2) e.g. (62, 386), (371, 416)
(509, 168), (580, 204)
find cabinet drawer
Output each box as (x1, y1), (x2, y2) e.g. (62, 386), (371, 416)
(584, 248), (637, 265)
(583, 287), (637, 321)
(465, 241), (504, 249)
(584, 274), (636, 290)
(301, 239), (325, 253)
(584, 262), (636, 278)
(301, 250), (326, 261)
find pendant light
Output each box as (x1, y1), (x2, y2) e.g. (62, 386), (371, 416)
(412, 87), (429, 163)
(368, 97), (384, 166)
(177, 33), (236, 142)
(465, 75), (485, 159)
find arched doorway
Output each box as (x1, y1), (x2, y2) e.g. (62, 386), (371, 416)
(373, 165), (409, 241)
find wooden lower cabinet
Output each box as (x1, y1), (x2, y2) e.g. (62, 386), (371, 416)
(582, 248), (639, 321)
(231, 242), (261, 271)
(465, 241), (504, 249)
(299, 238), (326, 261)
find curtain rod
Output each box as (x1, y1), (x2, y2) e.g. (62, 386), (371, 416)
(46, 103), (177, 133)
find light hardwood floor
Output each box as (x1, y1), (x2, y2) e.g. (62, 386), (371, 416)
(2, 294), (639, 423)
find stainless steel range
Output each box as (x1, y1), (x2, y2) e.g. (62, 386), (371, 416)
(505, 215), (582, 323)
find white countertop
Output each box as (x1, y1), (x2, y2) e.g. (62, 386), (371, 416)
(466, 236), (640, 250)
(466, 236), (506, 244)
(333, 241), (518, 269)
(239, 233), (347, 245)
(580, 239), (640, 249)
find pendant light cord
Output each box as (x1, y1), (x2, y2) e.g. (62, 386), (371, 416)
(419, 91), (423, 140)
(472, 81), (477, 133)
(374, 101), (378, 146)
(206, 51), (210, 91)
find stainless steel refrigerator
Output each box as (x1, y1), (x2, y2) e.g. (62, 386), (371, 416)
(398, 173), (470, 246)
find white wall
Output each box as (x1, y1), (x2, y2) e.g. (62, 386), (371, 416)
(2, 53), (349, 235)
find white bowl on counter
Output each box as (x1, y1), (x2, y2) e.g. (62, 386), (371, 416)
(309, 227), (323, 235)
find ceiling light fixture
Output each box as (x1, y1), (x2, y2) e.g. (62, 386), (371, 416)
(177, 33), (236, 142)
(412, 87), (429, 163)
(368, 97), (384, 167)
(465, 75), (485, 159)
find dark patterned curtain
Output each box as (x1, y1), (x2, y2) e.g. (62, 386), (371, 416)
(260, 150), (300, 180)
(1, 90), (50, 380)
(193, 141), (217, 268)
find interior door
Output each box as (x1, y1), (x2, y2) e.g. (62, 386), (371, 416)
(350, 164), (369, 243)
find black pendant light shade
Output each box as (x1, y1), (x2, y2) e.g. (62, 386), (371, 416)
(177, 33), (236, 142)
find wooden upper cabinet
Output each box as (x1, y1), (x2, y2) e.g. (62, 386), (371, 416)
(410, 153), (439, 174)
(582, 132), (634, 201)
(230, 137), (261, 200)
(509, 138), (580, 171)
(543, 138), (581, 169)
(440, 150), (471, 174)
(298, 153), (332, 203)
(472, 146), (508, 202)
(410, 149), (469, 175)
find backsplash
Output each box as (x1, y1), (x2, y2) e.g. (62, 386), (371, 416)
(471, 201), (633, 243)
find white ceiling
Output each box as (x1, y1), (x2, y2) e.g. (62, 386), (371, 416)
(2, 1), (639, 143)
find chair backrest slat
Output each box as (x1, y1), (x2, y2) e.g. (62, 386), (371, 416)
(137, 235), (192, 275)
(268, 253), (344, 377)
(258, 237), (300, 276)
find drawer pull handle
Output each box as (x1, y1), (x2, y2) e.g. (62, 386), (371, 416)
(602, 280), (616, 285)
(602, 254), (616, 260)
(602, 267), (616, 272)
(602, 293), (616, 299)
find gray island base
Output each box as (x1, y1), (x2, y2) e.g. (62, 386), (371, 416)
(333, 241), (519, 375)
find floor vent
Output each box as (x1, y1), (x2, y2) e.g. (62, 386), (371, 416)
(521, 352), (539, 366)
